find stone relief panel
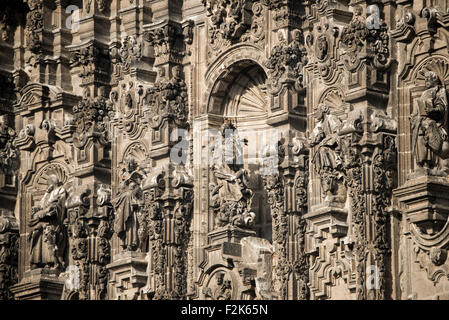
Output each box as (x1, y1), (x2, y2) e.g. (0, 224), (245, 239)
(203, 0), (267, 61)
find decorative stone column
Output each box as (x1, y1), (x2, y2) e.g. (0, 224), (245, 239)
(0, 211), (18, 300)
(262, 133), (309, 300)
(140, 164), (194, 300)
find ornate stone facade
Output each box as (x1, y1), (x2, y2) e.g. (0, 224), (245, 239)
(1, 0), (449, 301)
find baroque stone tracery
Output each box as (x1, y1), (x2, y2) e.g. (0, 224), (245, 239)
(0, 0), (449, 301)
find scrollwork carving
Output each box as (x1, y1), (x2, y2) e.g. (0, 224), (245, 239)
(203, 0), (252, 49)
(25, 0), (43, 54)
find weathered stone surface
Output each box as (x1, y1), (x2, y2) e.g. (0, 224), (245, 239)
(1, 0), (449, 300)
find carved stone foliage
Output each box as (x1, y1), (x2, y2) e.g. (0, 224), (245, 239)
(69, 44), (110, 85)
(25, 0), (43, 54)
(202, 0), (269, 59)
(143, 66), (188, 129)
(341, 132), (397, 300)
(0, 212), (18, 300)
(243, 2), (265, 45)
(262, 136), (309, 300)
(262, 171), (287, 297)
(340, 5), (390, 71)
(71, 87), (114, 149)
(145, 21), (193, 66)
(0, 119), (19, 179)
(203, 0), (252, 49)
(209, 122), (255, 230)
(371, 135), (396, 300)
(264, 29), (307, 93)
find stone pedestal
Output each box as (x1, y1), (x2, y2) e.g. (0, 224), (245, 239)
(106, 251), (147, 300)
(197, 227), (264, 300)
(394, 175), (449, 235)
(207, 225), (256, 245)
(305, 203), (348, 239)
(11, 268), (64, 300)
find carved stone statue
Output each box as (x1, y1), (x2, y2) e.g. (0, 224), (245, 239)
(113, 158), (144, 251)
(210, 122), (255, 229)
(308, 103), (345, 203)
(28, 174), (67, 270)
(412, 71), (449, 174)
(204, 271), (232, 300)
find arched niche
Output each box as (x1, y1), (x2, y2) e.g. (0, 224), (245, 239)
(203, 58), (272, 241)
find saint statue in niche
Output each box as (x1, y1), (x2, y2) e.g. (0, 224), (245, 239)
(210, 121), (255, 229)
(28, 174), (67, 270)
(308, 103), (346, 204)
(113, 158), (144, 251)
(412, 71), (449, 174)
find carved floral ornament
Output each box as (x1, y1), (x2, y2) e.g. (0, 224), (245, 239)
(264, 29), (307, 93)
(203, 0), (267, 57)
(0, 119), (19, 177)
(143, 66), (189, 129)
(63, 182), (113, 300)
(71, 87), (114, 149)
(144, 21), (193, 65)
(203, 0), (252, 42)
(25, 0), (43, 54)
(340, 4), (390, 71)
